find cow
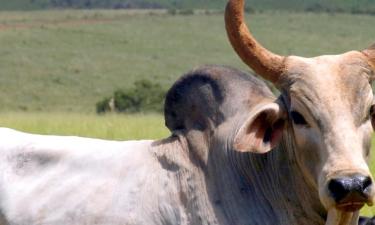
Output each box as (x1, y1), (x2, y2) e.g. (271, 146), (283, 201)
(224, 0), (375, 223)
(0, 65), (294, 225)
(0, 1), (374, 225)
(360, 217), (375, 225)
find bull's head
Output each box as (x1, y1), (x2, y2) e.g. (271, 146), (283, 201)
(226, 0), (375, 223)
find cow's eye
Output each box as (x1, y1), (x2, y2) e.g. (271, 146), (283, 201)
(291, 111), (308, 126)
(370, 105), (375, 129)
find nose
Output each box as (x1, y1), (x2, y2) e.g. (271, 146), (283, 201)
(328, 174), (372, 210)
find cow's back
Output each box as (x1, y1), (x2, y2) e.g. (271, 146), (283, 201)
(0, 128), (186, 225)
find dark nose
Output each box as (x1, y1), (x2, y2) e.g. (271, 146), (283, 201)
(328, 174), (372, 203)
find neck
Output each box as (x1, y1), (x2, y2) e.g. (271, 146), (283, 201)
(207, 124), (326, 225)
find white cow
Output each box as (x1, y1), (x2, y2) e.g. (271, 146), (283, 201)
(0, 0), (375, 224)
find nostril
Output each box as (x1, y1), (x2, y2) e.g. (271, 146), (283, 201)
(357, 175), (372, 192)
(328, 178), (350, 203)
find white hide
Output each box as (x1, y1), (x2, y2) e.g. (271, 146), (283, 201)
(0, 128), (187, 225)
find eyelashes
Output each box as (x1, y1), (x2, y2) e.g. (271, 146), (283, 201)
(290, 111), (308, 126)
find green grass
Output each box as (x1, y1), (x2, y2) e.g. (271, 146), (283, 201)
(0, 10), (374, 113)
(0, 112), (169, 140)
(362, 137), (375, 216)
(0, 9), (375, 216)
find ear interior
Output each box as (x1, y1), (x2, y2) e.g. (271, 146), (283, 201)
(234, 103), (286, 154)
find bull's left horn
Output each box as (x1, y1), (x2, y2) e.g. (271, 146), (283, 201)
(225, 0), (285, 83)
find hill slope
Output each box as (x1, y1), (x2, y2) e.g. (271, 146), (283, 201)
(0, 10), (374, 112)
(1, 0), (375, 13)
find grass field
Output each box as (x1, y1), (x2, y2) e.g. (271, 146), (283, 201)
(0, 9), (375, 216)
(0, 112), (169, 140)
(0, 10), (374, 112)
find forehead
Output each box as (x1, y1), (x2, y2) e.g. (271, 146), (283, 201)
(280, 51), (374, 124)
(282, 51), (373, 101)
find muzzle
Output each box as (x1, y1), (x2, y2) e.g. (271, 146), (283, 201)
(327, 173), (373, 212)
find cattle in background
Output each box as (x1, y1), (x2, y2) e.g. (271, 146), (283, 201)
(360, 217), (375, 225)
(0, 0), (374, 225)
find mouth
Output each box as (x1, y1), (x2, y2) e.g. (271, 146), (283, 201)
(336, 199), (373, 212)
(336, 202), (365, 212)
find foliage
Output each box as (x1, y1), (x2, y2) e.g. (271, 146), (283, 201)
(96, 79), (166, 114)
(96, 97), (112, 114)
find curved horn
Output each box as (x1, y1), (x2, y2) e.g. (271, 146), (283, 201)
(225, 0), (285, 83)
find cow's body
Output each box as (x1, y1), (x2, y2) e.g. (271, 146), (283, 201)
(0, 128), (158, 225)
(0, 66), (322, 225)
(0, 128), (206, 225)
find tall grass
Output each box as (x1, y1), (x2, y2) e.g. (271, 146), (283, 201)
(0, 112), (169, 140)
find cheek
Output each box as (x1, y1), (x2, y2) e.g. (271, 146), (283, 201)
(293, 127), (323, 181)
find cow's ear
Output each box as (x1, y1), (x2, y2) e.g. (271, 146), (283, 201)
(234, 102), (286, 154)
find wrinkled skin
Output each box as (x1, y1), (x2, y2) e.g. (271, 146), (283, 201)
(225, 0), (375, 223)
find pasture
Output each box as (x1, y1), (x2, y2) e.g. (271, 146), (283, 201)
(0, 10), (374, 112)
(0, 9), (375, 216)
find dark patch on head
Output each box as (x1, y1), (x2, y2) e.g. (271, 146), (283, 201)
(164, 65), (273, 134)
(164, 66), (226, 132)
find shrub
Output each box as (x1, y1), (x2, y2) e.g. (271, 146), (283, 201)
(96, 97), (112, 114)
(96, 79), (166, 114)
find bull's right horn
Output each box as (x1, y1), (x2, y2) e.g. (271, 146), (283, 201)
(225, 0), (285, 83)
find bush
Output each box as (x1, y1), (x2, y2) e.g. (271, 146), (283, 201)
(96, 97), (113, 114)
(96, 79), (166, 114)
